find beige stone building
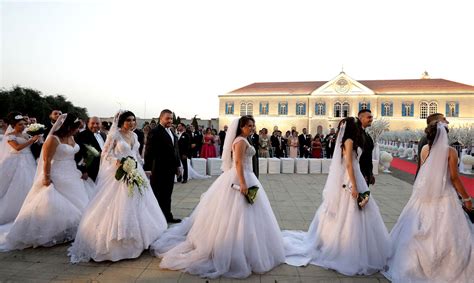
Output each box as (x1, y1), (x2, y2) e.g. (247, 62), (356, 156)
(218, 72), (474, 135)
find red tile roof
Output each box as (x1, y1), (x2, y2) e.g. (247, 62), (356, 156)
(225, 79), (474, 95)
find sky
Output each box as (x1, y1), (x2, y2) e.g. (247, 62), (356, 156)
(1, 0), (474, 119)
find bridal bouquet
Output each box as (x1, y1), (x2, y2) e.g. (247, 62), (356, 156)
(84, 144), (100, 167)
(357, 191), (370, 210)
(232, 184), (259, 204)
(115, 156), (146, 197)
(26, 123), (46, 136)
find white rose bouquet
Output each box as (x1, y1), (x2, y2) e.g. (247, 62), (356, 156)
(115, 156), (146, 197)
(84, 144), (100, 167)
(26, 123), (46, 136)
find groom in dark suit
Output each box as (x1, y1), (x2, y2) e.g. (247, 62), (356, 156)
(358, 109), (375, 186)
(144, 109), (182, 223)
(248, 125), (259, 178)
(75, 116), (106, 182)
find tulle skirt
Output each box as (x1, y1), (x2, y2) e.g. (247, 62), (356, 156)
(283, 172), (391, 275)
(0, 152), (36, 224)
(382, 189), (474, 283)
(150, 168), (285, 278)
(68, 161), (167, 263)
(0, 160), (92, 251)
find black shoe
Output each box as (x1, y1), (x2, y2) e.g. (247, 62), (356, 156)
(182, 180), (187, 184)
(167, 218), (182, 224)
(177, 176), (183, 183)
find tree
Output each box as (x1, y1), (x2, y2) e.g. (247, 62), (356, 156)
(191, 115), (199, 130)
(0, 86), (88, 122)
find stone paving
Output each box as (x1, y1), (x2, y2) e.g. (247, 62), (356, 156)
(0, 173), (414, 283)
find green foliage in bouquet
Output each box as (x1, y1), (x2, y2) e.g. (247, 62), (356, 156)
(246, 185), (259, 204)
(357, 191), (371, 210)
(115, 156), (146, 197)
(84, 144), (100, 167)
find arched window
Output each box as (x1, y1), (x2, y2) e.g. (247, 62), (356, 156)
(449, 102), (456, 117)
(334, 102), (341, 117)
(240, 102), (253, 115)
(429, 102), (437, 115)
(342, 102), (350, 117)
(360, 102), (368, 110)
(420, 102), (428, 119)
(315, 102), (325, 115)
(246, 103), (253, 115)
(278, 102), (288, 115)
(296, 102), (306, 115)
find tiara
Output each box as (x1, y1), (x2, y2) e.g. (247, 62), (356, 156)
(14, 115), (24, 120)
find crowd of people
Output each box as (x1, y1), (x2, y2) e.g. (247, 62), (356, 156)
(0, 108), (472, 282)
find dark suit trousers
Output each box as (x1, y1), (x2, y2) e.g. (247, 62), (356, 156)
(181, 156), (188, 181)
(151, 171), (175, 220)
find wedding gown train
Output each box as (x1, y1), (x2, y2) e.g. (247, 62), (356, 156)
(68, 132), (167, 262)
(150, 137), (285, 278)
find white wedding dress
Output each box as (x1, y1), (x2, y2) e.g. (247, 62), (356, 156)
(282, 126), (390, 276)
(383, 123), (474, 283)
(151, 136), (285, 278)
(68, 131), (167, 263)
(0, 135), (37, 224)
(0, 135), (94, 251)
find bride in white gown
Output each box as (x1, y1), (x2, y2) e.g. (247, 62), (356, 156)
(282, 117), (390, 276)
(68, 111), (167, 263)
(0, 113), (39, 224)
(383, 121), (474, 283)
(150, 115), (285, 279)
(0, 113), (94, 251)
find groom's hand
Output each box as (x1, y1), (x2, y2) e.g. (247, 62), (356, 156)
(369, 176), (375, 185)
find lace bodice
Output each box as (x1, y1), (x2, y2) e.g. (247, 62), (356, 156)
(7, 135), (32, 154)
(232, 137), (255, 171)
(104, 133), (140, 161)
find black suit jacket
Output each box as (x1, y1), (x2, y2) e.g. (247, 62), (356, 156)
(177, 131), (191, 157)
(144, 124), (180, 182)
(74, 129), (106, 181)
(248, 133), (259, 178)
(218, 130), (226, 154)
(134, 129), (145, 155)
(359, 130), (374, 180)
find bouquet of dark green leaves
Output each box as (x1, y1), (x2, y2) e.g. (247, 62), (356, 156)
(343, 183), (370, 210)
(84, 144), (100, 167)
(115, 156), (146, 197)
(357, 191), (370, 210)
(232, 183), (259, 204)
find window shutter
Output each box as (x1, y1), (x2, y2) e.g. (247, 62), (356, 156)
(410, 102), (414, 116)
(381, 103), (385, 116)
(225, 102), (228, 114)
(390, 102), (394, 116)
(303, 103), (306, 115)
(278, 102), (281, 115)
(455, 102), (459, 117)
(322, 103), (326, 115)
(231, 103), (234, 114)
(367, 102), (371, 110)
(259, 103), (262, 114)
(358, 102), (362, 111)
(402, 103), (406, 116)
(445, 103), (449, 116)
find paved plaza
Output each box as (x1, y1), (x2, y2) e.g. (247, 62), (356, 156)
(0, 173), (415, 283)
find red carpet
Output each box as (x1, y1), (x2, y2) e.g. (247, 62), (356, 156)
(391, 157), (474, 196)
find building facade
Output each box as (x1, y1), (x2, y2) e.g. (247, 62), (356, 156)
(218, 72), (474, 134)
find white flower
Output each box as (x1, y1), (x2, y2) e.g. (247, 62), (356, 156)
(380, 151), (393, 163)
(26, 123), (45, 132)
(123, 158), (137, 173)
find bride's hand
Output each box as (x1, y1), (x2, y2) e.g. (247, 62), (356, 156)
(240, 184), (248, 196)
(464, 199), (473, 211)
(43, 177), (51, 186)
(351, 187), (358, 199)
